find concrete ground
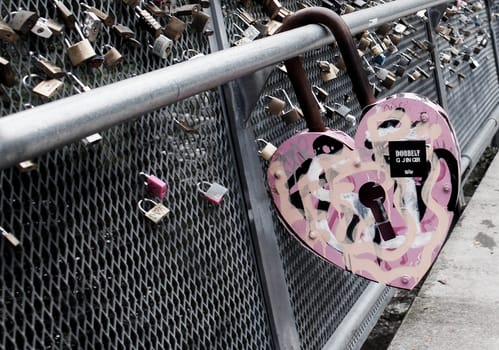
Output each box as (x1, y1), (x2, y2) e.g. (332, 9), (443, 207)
(388, 153), (499, 350)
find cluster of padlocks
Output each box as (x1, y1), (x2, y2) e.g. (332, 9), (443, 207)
(0, 1), (211, 109)
(0, 1), (230, 241)
(227, 0), (490, 132)
(437, 2), (493, 89)
(0, 1), (214, 164)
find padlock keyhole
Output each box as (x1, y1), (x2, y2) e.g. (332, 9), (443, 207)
(359, 182), (396, 243)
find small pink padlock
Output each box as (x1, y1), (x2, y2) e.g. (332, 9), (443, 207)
(139, 172), (168, 199)
(196, 181), (228, 205)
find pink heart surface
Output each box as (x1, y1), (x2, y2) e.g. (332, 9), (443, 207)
(267, 93), (460, 289)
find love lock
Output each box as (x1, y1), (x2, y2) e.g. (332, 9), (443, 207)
(196, 181), (228, 205)
(266, 8), (461, 290)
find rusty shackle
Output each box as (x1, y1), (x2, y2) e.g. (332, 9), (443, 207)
(279, 8), (376, 132)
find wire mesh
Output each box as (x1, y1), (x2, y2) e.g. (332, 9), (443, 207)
(0, 1), (273, 349)
(436, 0), (499, 150)
(1, 1), (498, 350)
(222, 2), (441, 349)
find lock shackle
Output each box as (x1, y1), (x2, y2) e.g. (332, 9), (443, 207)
(255, 138), (271, 148)
(279, 89), (294, 108)
(139, 171), (150, 182)
(182, 49), (203, 61)
(138, 198), (159, 214)
(22, 73), (43, 89)
(196, 181), (212, 194)
(279, 8), (376, 132)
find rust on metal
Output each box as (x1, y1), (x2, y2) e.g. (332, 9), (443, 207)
(279, 8), (376, 132)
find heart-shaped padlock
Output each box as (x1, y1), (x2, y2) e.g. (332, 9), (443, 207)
(267, 8), (460, 290)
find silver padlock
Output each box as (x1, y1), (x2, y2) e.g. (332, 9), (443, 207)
(317, 60), (340, 82)
(80, 3), (115, 27)
(233, 23), (260, 46)
(256, 139), (277, 160)
(150, 34), (173, 58)
(16, 159), (38, 172)
(138, 199), (170, 223)
(82, 11), (103, 42)
(30, 17), (53, 39)
(23, 73), (64, 99)
(81, 133), (103, 146)
(393, 23), (407, 34)
(313, 85), (329, 102)
(1, 226), (20, 246)
(280, 89), (303, 124)
(329, 103), (356, 126)
(196, 181), (228, 205)
(233, 34), (252, 46)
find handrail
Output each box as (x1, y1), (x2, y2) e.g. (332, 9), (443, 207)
(0, 0), (451, 170)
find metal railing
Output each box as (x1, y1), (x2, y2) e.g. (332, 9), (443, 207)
(2, 1), (499, 349)
(0, 0), (452, 170)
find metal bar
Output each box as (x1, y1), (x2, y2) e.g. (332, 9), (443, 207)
(425, 17), (449, 111)
(222, 81), (302, 350)
(485, 0), (499, 84)
(323, 283), (396, 350)
(461, 104), (499, 179)
(342, 0), (452, 33)
(208, 1), (301, 349)
(0, 0), (453, 170)
(209, 1), (302, 349)
(281, 8), (376, 132)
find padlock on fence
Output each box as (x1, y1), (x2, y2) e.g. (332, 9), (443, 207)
(140, 172), (168, 199)
(256, 139), (277, 161)
(265, 8), (461, 290)
(196, 181), (228, 205)
(138, 199), (170, 224)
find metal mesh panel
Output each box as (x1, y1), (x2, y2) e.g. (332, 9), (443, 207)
(436, 0), (499, 149)
(0, 1), (273, 349)
(344, 286), (395, 350)
(493, 0), (499, 41)
(222, 2), (440, 349)
(3, 1), (499, 350)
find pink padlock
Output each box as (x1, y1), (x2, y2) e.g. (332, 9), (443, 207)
(139, 172), (168, 199)
(196, 181), (228, 205)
